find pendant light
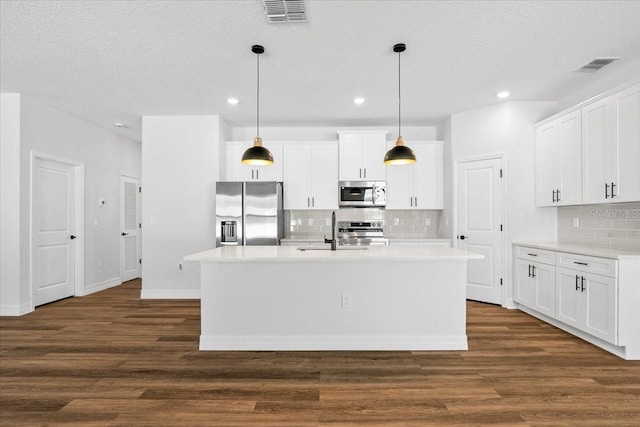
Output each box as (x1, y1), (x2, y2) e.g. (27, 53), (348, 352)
(384, 43), (416, 165)
(242, 44), (274, 165)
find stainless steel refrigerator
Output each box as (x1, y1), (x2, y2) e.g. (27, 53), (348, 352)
(216, 181), (284, 247)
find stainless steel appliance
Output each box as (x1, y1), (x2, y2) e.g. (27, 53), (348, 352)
(338, 181), (386, 208)
(216, 181), (284, 247)
(338, 220), (389, 246)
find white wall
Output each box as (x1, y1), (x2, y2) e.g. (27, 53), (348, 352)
(0, 94), (23, 314)
(141, 116), (221, 298)
(0, 94), (141, 315)
(228, 125), (440, 142)
(448, 101), (557, 307)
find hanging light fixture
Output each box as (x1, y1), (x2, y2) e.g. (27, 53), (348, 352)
(384, 43), (416, 165)
(242, 44), (274, 165)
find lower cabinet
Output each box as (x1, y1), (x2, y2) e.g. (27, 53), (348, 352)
(556, 267), (617, 344)
(514, 258), (556, 318)
(513, 244), (635, 358)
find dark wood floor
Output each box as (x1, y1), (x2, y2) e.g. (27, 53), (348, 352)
(1, 279), (639, 426)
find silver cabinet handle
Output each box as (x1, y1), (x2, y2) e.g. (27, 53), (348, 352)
(256, 169), (259, 180)
(364, 168), (367, 178)
(575, 275), (580, 291)
(611, 182), (616, 198)
(415, 197), (418, 207)
(605, 183), (610, 199)
(312, 197), (315, 207)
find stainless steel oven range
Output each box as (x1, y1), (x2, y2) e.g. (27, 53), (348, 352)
(337, 220), (389, 246)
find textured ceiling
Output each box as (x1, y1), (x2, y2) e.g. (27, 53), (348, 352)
(2, 0), (640, 142)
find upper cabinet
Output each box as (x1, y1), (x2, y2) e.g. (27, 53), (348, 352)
(337, 130), (387, 181)
(534, 110), (582, 207)
(283, 142), (338, 210)
(582, 82), (640, 204)
(225, 142), (283, 181)
(386, 141), (444, 209)
(534, 79), (640, 206)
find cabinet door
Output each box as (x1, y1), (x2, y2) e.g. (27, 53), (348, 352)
(514, 259), (535, 309)
(309, 144), (339, 209)
(611, 83), (640, 202)
(283, 145), (311, 210)
(532, 262), (556, 318)
(385, 142), (413, 209)
(226, 144), (256, 181)
(582, 272), (617, 344)
(557, 111), (582, 206)
(361, 132), (387, 181)
(338, 133), (364, 180)
(556, 268), (582, 328)
(582, 98), (616, 204)
(412, 142), (443, 209)
(254, 144), (283, 181)
(535, 121), (561, 206)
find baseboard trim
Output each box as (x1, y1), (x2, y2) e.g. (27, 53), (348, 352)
(141, 289), (200, 299)
(199, 335), (468, 351)
(78, 277), (121, 296)
(0, 302), (33, 316)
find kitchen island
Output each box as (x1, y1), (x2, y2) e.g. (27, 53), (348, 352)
(185, 245), (483, 351)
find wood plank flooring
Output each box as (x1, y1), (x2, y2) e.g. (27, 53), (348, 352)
(1, 279), (639, 426)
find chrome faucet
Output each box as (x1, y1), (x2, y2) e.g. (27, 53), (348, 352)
(324, 211), (337, 251)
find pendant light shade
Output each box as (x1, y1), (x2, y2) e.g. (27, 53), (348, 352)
(242, 45), (274, 165)
(384, 43), (416, 165)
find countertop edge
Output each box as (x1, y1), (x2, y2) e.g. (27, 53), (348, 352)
(512, 241), (640, 260)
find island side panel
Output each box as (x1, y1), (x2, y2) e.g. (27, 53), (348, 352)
(200, 259), (468, 351)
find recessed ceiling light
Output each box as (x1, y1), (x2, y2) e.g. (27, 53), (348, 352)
(114, 122), (126, 128)
(497, 91), (510, 99)
(353, 97), (365, 105)
(227, 98), (239, 105)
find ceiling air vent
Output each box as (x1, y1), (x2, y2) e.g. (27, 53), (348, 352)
(575, 57), (620, 73)
(263, 0), (307, 23)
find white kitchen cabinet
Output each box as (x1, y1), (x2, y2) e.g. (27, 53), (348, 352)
(386, 141), (443, 209)
(534, 110), (582, 207)
(582, 81), (640, 204)
(513, 243), (640, 359)
(337, 130), (387, 181)
(225, 142), (283, 182)
(556, 267), (617, 344)
(283, 142), (338, 210)
(513, 249), (556, 318)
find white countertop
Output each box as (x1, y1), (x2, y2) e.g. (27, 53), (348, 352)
(513, 241), (640, 260)
(281, 238), (451, 242)
(185, 245), (483, 264)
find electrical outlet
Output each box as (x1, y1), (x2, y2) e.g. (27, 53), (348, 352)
(425, 218), (431, 226)
(394, 218), (400, 226)
(573, 217), (580, 228)
(341, 293), (352, 308)
(308, 218), (313, 226)
(326, 218), (331, 226)
(97, 259), (103, 269)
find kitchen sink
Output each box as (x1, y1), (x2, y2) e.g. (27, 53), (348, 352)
(296, 246), (369, 251)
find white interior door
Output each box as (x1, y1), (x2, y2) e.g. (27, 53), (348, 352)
(32, 158), (76, 306)
(120, 176), (141, 282)
(457, 157), (503, 304)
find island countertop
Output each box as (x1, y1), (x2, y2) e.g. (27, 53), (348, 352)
(185, 245), (484, 263)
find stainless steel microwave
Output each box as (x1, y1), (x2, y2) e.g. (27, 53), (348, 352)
(338, 181), (386, 208)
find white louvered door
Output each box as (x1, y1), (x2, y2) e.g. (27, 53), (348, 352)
(120, 176), (141, 282)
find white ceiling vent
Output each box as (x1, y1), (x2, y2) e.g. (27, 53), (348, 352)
(575, 57), (620, 73)
(263, 0), (307, 23)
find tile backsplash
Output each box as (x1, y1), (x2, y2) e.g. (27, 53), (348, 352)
(285, 209), (441, 239)
(557, 202), (640, 251)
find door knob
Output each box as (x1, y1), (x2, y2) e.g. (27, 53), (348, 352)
(459, 235), (466, 240)
(121, 232), (129, 236)
(70, 235), (76, 240)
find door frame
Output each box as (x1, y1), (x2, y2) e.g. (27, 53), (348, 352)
(119, 173), (141, 281)
(453, 153), (506, 306)
(29, 151), (85, 310)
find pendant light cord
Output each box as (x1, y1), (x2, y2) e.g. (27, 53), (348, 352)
(398, 49), (401, 138)
(256, 51), (260, 138)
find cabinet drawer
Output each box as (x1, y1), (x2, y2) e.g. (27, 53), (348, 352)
(515, 246), (556, 265)
(556, 252), (618, 278)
